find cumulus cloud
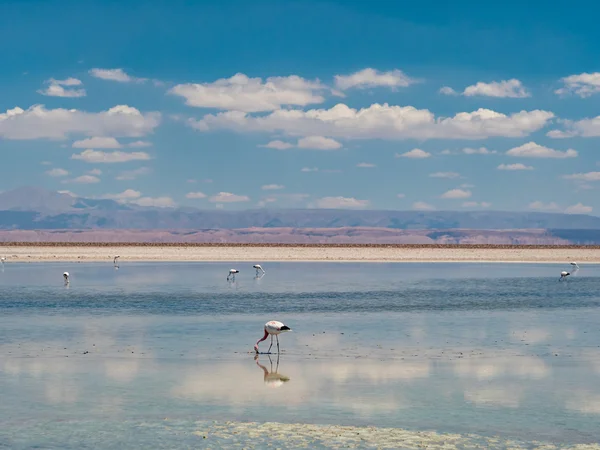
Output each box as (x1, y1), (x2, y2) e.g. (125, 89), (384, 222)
(89, 68), (146, 83)
(71, 149), (151, 163)
(72, 137), (122, 148)
(547, 116), (600, 138)
(397, 149), (431, 159)
(64, 175), (100, 184)
(115, 167), (152, 180)
(209, 192), (250, 203)
(497, 163), (534, 170)
(462, 147), (496, 155)
(356, 162), (376, 168)
(462, 79), (530, 98)
(555, 72), (600, 97)
(192, 103), (553, 140)
(439, 86), (458, 96)
(38, 78), (86, 98)
(100, 189), (142, 201)
(314, 196), (370, 209)
(412, 201), (435, 211)
(529, 201), (560, 211)
(0, 105), (160, 140)
(563, 171), (600, 181)
(169, 73), (326, 112)
(185, 192), (207, 199)
(429, 172), (460, 178)
(565, 203), (593, 214)
(297, 135), (342, 150)
(506, 142), (577, 159)
(462, 201), (491, 208)
(45, 168), (69, 177)
(334, 68), (417, 90)
(441, 189), (471, 199)
(261, 184), (284, 190)
(132, 196), (176, 208)
(259, 140), (294, 150)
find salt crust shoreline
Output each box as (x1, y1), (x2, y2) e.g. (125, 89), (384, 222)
(1, 245), (600, 263)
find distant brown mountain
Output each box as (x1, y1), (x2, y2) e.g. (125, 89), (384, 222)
(0, 187), (600, 243)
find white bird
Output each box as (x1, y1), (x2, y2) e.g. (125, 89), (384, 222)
(254, 320), (291, 354)
(113, 255), (120, 267)
(63, 272), (70, 284)
(227, 269), (239, 281)
(570, 262), (579, 269)
(0, 257), (5, 265)
(560, 271), (570, 280)
(253, 264), (265, 276)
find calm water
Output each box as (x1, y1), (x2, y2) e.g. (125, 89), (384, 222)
(1, 262), (600, 448)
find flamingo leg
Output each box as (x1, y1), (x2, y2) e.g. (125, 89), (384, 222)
(276, 334), (280, 353)
(267, 335), (273, 353)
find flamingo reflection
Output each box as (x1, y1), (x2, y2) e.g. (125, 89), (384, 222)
(254, 353), (290, 388)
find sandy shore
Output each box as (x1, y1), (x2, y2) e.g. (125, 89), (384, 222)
(1, 245), (600, 263)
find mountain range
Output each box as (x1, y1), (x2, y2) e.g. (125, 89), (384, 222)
(0, 187), (598, 244)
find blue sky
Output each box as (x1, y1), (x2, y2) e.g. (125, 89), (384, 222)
(1, 0), (600, 213)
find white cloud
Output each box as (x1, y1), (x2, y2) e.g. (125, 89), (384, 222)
(115, 167), (152, 180)
(397, 149), (431, 159)
(301, 167), (319, 172)
(314, 196), (370, 209)
(71, 149), (151, 163)
(64, 175), (100, 184)
(192, 103), (553, 140)
(58, 190), (77, 197)
(88, 168), (102, 175)
(462, 201), (491, 208)
(462, 147), (496, 155)
(261, 184), (284, 190)
(209, 192), (250, 203)
(462, 79), (530, 98)
(565, 203), (593, 214)
(441, 189), (471, 199)
(72, 137), (122, 148)
(132, 196), (176, 208)
(89, 68), (146, 83)
(297, 135), (342, 150)
(356, 162), (376, 168)
(506, 142), (577, 159)
(460, 183), (475, 188)
(185, 192), (207, 199)
(497, 163), (534, 171)
(429, 172), (460, 178)
(412, 201), (435, 211)
(100, 189), (142, 201)
(397, 193), (406, 198)
(0, 105), (160, 140)
(529, 201), (560, 211)
(38, 78), (86, 98)
(555, 72), (600, 98)
(127, 140), (152, 148)
(45, 168), (69, 177)
(257, 197), (278, 207)
(169, 73), (326, 112)
(547, 116), (600, 138)
(439, 86), (458, 96)
(260, 140), (294, 150)
(440, 149), (453, 155)
(563, 172), (600, 181)
(334, 68), (417, 90)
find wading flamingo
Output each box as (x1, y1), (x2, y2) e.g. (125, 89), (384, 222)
(254, 320), (291, 354)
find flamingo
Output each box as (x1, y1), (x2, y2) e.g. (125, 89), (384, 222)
(113, 255), (120, 268)
(253, 264), (265, 276)
(227, 269), (239, 281)
(254, 320), (291, 354)
(560, 271), (570, 280)
(571, 262), (579, 270)
(63, 272), (70, 284)
(0, 257), (5, 264)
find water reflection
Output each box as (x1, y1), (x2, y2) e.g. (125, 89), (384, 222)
(255, 353), (290, 388)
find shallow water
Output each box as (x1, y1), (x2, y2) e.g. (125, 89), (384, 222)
(1, 262), (599, 448)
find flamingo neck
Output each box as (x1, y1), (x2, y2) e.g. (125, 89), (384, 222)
(256, 329), (269, 346)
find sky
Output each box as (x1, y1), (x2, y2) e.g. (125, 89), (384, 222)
(1, 0), (600, 213)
